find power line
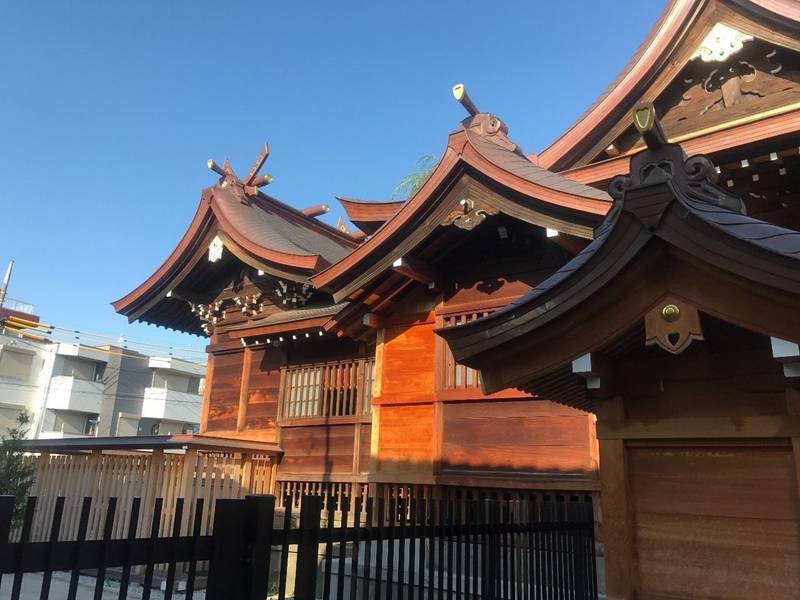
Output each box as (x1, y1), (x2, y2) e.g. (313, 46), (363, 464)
(1, 327), (207, 366)
(2, 319), (207, 357)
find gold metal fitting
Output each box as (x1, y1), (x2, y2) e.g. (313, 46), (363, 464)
(661, 304), (680, 322)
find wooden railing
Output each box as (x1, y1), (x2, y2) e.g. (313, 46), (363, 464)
(442, 311), (492, 390)
(19, 451), (276, 543)
(280, 357), (375, 420)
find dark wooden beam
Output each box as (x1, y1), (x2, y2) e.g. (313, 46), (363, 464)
(362, 313), (384, 329)
(550, 232), (589, 256)
(392, 256), (441, 285)
(302, 204), (331, 218)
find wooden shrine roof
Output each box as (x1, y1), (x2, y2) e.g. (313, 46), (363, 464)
(538, 0), (800, 172)
(313, 109), (612, 301)
(337, 197), (405, 235)
(439, 107), (800, 411)
(112, 147), (357, 334)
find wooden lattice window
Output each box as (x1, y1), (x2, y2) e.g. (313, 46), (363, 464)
(441, 311), (492, 390)
(281, 357), (375, 420)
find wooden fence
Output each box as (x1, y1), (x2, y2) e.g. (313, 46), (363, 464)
(20, 450), (276, 543)
(0, 492), (597, 600)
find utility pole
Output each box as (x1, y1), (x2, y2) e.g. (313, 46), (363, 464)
(0, 259), (13, 309)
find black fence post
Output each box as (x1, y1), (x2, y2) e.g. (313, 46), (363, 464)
(207, 499), (247, 600)
(245, 494), (276, 600)
(207, 496), (276, 600)
(294, 494), (322, 600)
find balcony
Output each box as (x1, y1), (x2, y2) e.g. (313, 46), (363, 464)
(142, 387), (202, 424)
(45, 376), (103, 414)
(280, 357), (375, 421)
(37, 430), (91, 440)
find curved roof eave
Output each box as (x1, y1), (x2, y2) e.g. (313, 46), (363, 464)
(312, 129), (611, 295)
(337, 197), (406, 222)
(113, 185), (356, 320)
(537, 0), (800, 171)
(111, 191), (215, 316)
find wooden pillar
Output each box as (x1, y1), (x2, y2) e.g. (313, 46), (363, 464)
(433, 401), (444, 476)
(597, 396), (636, 600)
(788, 388), (800, 500)
(268, 456), (279, 496)
(141, 449), (165, 536)
(237, 348), (253, 431)
(240, 452), (254, 495)
(199, 355), (215, 434)
(369, 328), (385, 475)
(352, 423), (362, 475)
(178, 448), (199, 535)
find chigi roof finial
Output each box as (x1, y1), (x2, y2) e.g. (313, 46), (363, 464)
(207, 143), (273, 202)
(452, 83), (479, 116)
(633, 102), (667, 150)
(608, 102), (745, 215)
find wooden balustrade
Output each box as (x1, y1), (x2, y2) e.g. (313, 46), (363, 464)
(280, 357), (375, 420)
(442, 312), (491, 390)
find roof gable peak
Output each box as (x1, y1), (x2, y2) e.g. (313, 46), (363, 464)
(452, 83), (523, 156)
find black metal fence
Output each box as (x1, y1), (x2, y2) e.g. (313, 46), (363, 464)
(0, 493), (597, 600)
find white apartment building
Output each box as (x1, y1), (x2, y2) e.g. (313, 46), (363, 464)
(0, 305), (204, 440)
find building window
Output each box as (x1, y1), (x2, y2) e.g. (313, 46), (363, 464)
(441, 311), (492, 390)
(280, 357), (375, 420)
(83, 414), (99, 436)
(0, 348), (34, 381)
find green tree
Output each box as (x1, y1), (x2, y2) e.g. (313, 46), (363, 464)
(0, 412), (36, 522)
(392, 154), (437, 199)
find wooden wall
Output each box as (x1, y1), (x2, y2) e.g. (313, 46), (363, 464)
(204, 351), (241, 432)
(202, 339), (373, 480)
(279, 425), (355, 476)
(243, 346), (281, 436)
(371, 290), (599, 490)
(441, 400), (597, 476)
(597, 320), (800, 600)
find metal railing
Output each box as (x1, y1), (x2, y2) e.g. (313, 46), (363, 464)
(0, 492), (597, 600)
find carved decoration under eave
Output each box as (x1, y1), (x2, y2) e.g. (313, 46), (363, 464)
(606, 38), (800, 159)
(274, 280), (314, 306)
(208, 235), (224, 263)
(234, 293), (264, 317)
(192, 300), (226, 335)
(691, 23), (753, 63)
(441, 198), (499, 231)
(645, 297), (704, 355)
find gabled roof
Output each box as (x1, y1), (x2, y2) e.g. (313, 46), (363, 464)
(112, 180), (357, 334)
(313, 111), (612, 301)
(539, 0), (800, 172)
(337, 197), (405, 235)
(439, 109), (800, 411)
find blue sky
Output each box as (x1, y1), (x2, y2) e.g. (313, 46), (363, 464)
(0, 1), (664, 351)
